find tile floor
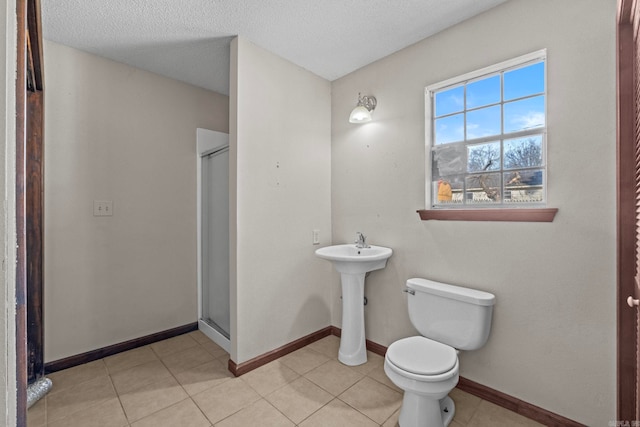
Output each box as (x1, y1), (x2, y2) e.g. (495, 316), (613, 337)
(28, 332), (543, 426)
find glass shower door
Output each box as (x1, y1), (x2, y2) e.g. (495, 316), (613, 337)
(201, 146), (230, 339)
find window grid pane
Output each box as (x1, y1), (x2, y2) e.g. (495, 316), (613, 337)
(429, 58), (546, 209)
(466, 74), (501, 109)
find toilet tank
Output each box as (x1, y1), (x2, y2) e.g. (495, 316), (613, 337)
(406, 278), (495, 351)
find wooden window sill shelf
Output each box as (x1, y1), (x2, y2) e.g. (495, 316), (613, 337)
(417, 208), (558, 222)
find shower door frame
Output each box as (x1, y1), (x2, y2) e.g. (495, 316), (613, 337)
(196, 128), (231, 352)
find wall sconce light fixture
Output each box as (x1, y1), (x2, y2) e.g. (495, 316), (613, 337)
(349, 93), (377, 123)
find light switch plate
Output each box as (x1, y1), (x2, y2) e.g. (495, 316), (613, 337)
(93, 200), (113, 216)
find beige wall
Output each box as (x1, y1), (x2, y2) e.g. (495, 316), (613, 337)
(2, 0), (17, 424)
(39, 0), (618, 423)
(330, 0), (616, 425)
(231, 37), (332, 363)
(43, 41), (229, 361)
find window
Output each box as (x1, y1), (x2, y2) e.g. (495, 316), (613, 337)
(426, 50), (547, 209)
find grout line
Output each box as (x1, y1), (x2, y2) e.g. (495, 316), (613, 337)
(186, 342), (232, 426)
(188, 389), (216, 426)
(45, 375), (117, 425)
(294, 396), (337, 426)
(193, 398), (214, 427)
(41, 334), (545, 427)
(364, 370), (402, 394)
(262, 397), (298, 427)
(114, 345), (194, 424)
(334, 376), (392, 426)
(106, 370), (132, 425)
(380, 406), (400, 426)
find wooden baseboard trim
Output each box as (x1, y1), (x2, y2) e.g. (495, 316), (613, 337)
(331, 327), (582, 426)
(456, 377), (585, 427)
(44, 322), (198, 374)
(55, 322), (582, 426)
(228, 326), (332, 377)
(330, 326), (387, 357)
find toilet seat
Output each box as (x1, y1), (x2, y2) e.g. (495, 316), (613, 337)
(386, 336), (457, 376)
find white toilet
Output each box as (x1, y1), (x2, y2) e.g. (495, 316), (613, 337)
(384, 278), (495, 427)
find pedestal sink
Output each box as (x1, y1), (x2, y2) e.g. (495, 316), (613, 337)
(315, 244), (393, 366)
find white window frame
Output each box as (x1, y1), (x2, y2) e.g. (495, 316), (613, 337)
(425, 49), (547, 209)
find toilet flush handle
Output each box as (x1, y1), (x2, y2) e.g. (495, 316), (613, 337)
(403, 288), (415, 295)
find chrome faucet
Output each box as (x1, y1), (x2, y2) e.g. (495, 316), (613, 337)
(355, 232), (370, 248)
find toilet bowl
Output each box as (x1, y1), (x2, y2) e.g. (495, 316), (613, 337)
(385, 278), (495, 427)
(384, 336), (459, 426)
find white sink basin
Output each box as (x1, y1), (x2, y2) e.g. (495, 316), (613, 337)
(315, 244), (393, 274)
(315, 243), (393, 366)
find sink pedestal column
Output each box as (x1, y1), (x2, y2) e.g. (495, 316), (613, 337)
(338, 273), (367, 366)
(314, 243), (392, 366)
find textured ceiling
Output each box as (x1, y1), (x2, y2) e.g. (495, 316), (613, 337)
(41, 0), (508, 96)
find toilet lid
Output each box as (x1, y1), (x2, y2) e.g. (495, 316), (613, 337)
(387, 336), (457, 376)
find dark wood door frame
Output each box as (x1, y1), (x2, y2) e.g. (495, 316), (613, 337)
(11, 0), (640, 425)
(617, 0), (639, 422)
(16, 0), (44, 424)
(26, 90), (44, 386)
